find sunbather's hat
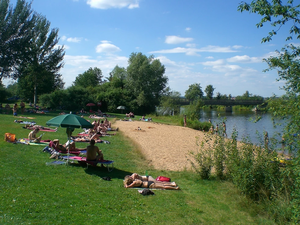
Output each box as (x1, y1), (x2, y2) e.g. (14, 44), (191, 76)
(53, 139), (59, 142)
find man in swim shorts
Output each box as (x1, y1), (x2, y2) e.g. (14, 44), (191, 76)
(86, 139), (103, 161)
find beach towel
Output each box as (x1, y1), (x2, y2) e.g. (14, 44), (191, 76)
(14, 120), (36, 125)
(23, 126), (57, 132)
(62, 156), (114, 171)
(46, 161), (66, 166)
(17, 138), (50, 146)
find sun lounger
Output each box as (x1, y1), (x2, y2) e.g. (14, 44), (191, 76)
(62, 156), (114, 171)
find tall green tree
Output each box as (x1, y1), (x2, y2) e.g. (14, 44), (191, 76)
(185, 83), (203, 102)
(73, 67), (103, 88)
(204, 84), (215, 99)
(126, 52), (168, 114)
(107, 65), (127, 89)
(0, 0), (37, 81)
(17, 15), (65, 105)
(159, 87), (182, 115)
(239, 1), (300, 222)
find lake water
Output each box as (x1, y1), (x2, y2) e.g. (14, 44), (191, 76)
(198, 110), (286, 147)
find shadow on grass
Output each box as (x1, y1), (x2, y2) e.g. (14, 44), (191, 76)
(84, 167), (133, 180)
(64, 161), (133, 179)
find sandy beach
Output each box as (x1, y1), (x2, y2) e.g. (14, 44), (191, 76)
(114, 120), (206, 171)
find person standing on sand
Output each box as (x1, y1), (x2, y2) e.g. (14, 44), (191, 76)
(215, 124), (219, 134)
(222, 122), (227, 137)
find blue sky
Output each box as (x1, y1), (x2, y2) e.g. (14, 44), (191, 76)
(6, 0), (298, 97)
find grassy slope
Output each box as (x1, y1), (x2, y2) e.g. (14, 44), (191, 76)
(0, 111), (275, 225)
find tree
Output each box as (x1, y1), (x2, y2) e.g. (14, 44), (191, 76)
(238, 0), (300, 43)
(126, 52), (168, 114)
(159, 87), (182, 115)
(0, 0), (37, 81)
(204, 84), (215, 99)
(17, 15), (65, 105)
(239, 1), (300, 222)
(73, 67), (103, 88)
(216, 92), (221, 100)
(185, 83), (203, 102)
(108, 65), (127, 89)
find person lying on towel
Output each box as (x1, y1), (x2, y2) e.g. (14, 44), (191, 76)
(128, 173), (156, 182)
(86, 139), (104, 161)
(51, 139), (85, 152)
(123, 176), (180, 190)
(28, 127), (42, 143)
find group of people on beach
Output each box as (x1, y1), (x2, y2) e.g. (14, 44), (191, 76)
(27, 124), (105, 162)
(208, 120), (227, 136)
(25, 111), (178, 191)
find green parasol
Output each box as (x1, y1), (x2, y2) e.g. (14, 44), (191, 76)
(46, 114), (93, 163)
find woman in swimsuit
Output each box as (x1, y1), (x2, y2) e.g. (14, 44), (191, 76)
(123, 176), (180, 190)
(129, 173), (156, 182)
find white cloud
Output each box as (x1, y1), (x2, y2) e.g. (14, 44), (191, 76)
(87, 0), (139, 9)
(185, 27), (191, 32)
(165, 35), (193, 44)
(67, 37), (81, 43)
(201, 59), (258, 76)
(186, 43), (196, 48)
(227, 55), (262, 63)
(96, 40), (121, 53)
(150, 45), (238, 55)
(61, 54), (128, 87)
(61, 36), (81, 43)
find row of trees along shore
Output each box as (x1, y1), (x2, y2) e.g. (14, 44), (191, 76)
(1, 0), (300, 223)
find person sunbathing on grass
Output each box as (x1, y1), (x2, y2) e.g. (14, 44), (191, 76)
(128, 173), (156, 182)
(71, 133), (104, 143)
(96, 123), (117, 136)
(51, 139), (86, 151)
(123, 176), (180, 190)
(86, 139), (104, 161)
(23, 124), (57, 131)
(28, 127), (42, 143)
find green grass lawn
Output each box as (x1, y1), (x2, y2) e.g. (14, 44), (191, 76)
(0, 111), (276, 224)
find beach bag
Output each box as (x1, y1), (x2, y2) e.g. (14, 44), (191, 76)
(5, 133), (16, 142)
(156, 176), (171, 182)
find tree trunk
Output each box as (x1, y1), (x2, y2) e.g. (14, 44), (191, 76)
(34, 75), (37, 107)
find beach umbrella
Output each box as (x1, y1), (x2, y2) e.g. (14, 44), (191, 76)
(117, 105), (126, 113)
(46, 113), (93, 163)
(117, 106), (126, 110)
(86, 103), (95, 111)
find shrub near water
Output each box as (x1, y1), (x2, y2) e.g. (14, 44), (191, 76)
(191, 128), (293, 223)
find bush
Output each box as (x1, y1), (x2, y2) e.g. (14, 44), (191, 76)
(180, 118), (211, 131)
(190, 128), (293, 223)
(189, 138), (212, 179)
